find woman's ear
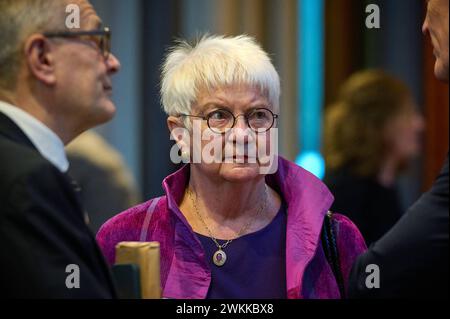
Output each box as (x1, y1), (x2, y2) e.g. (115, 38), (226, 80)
(167, 116), (190, 151)
(167, 116), (181, 132)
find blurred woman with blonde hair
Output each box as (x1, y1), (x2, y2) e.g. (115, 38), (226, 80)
(324, 70), (425, 245)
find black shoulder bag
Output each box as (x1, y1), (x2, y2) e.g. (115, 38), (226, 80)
(321, 211), (346, 299)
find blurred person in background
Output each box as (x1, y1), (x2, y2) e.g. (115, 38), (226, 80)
(324, 70), (425, 245)
(97, 35), (366, 299)
(0, 0), (120, 297)
(349, 0), (448, 298)
(66, 130), (141, 233)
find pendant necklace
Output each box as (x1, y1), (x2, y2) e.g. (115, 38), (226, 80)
(187, 185), (267, 266)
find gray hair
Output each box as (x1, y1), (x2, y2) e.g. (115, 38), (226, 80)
(0, 0), (68, 90)
(160, 34), (281, 119)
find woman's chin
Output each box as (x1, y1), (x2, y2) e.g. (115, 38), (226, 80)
(220, 163), (261, 182)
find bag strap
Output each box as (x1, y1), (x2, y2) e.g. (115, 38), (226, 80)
(321, 211), (346, 299)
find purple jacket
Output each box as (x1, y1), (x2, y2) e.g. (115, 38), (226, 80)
(97, 157), (366, 299)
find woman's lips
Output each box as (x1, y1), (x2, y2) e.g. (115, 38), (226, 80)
(224, 155), (257, 163)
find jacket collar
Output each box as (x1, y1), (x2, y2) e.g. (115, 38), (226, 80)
(0, 101), (69, 172)
(266, 157), (334, 298)
(0, 110), (36, 149)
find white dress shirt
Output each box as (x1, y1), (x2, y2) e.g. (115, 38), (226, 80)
(0, 101), (69, 173)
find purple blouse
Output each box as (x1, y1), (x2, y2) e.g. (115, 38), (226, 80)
(196, 203), (287, 299)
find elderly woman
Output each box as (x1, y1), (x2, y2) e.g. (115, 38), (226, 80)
(97, 35), (366, 299)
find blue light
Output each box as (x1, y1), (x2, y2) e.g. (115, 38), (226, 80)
(295, 151), (325, 179)
(296, 0), (325, 177)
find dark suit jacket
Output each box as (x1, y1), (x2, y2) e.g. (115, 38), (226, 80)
(0, 112), (116, 298)
(324, 167), (403, 246)
(348, 155), (449, 298)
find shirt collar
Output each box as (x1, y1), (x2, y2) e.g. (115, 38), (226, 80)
(0, 100), (69, 172)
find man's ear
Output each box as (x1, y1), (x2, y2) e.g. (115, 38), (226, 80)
(167, 115), (190, 150)
(23, 34), (57, 86)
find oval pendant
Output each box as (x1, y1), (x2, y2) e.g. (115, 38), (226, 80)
(213, 249), (227, 266)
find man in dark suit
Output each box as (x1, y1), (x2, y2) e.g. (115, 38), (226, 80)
(0, 0), (121, 298)
(348, 0), (449, 298)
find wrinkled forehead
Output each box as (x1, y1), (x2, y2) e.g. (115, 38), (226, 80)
(195, 83), (271, 104)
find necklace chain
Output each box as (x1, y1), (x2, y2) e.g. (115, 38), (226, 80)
(187, 185), (268, 250)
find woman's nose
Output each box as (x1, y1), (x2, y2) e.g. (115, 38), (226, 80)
(414, 113), (425, 131)
(229, 115), (254, 143)
(233, 114), (249, 130)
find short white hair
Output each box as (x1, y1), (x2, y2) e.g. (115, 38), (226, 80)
(160, 34), (281, 117)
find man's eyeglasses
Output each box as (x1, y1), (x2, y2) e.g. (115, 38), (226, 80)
(179, 108), (279, 134)
(43, 27), (111, 59)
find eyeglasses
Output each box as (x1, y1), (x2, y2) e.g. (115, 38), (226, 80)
(179, 107), (279, 134)
(43, 27), (111, 59)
